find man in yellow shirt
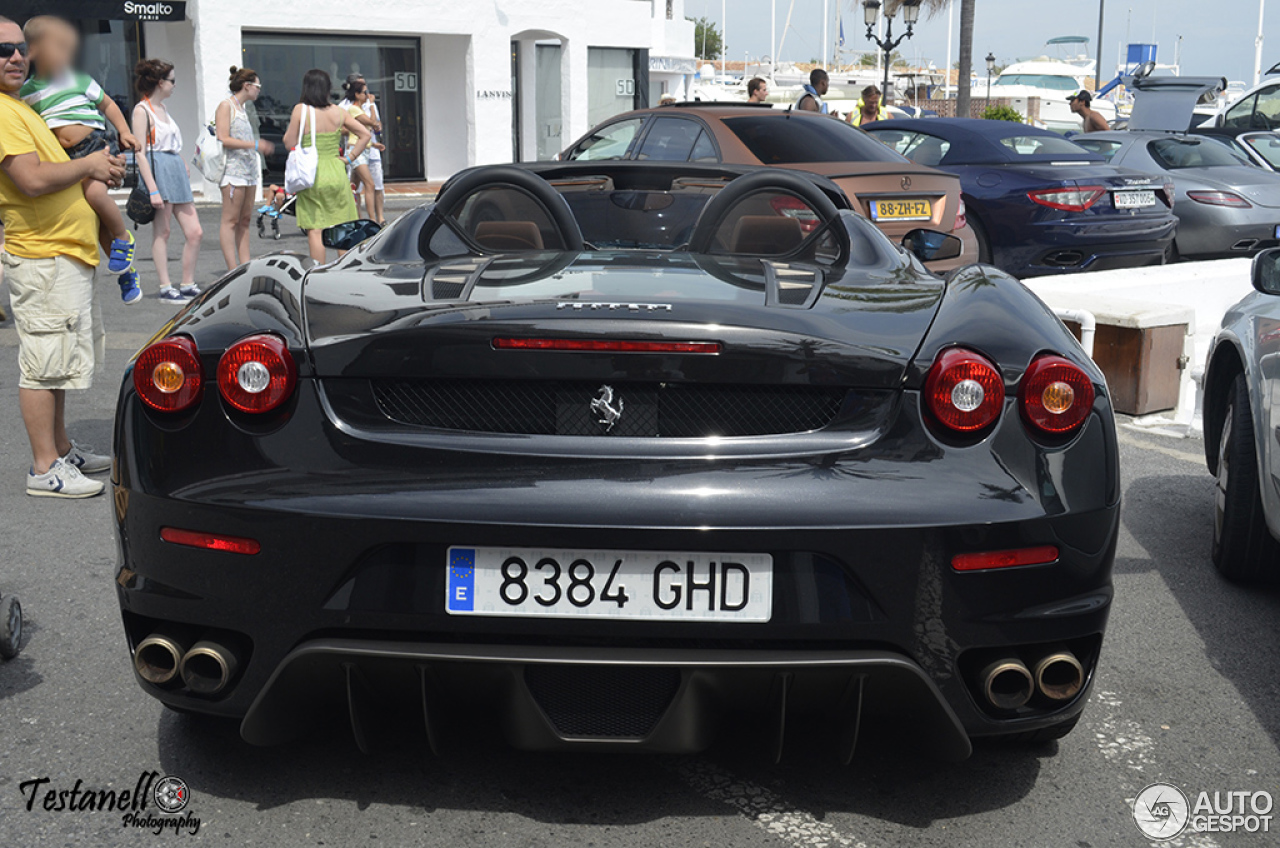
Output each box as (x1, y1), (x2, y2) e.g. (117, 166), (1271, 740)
(0, 16), (123, 498)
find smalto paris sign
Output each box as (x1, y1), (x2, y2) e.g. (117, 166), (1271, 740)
(7, 1), (187, 21)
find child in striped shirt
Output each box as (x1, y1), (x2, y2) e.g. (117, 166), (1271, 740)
(20, 16), (144, 304)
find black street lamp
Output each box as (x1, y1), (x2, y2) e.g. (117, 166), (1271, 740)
(985, 52), (996, 112)
(863, 0), (920, 101)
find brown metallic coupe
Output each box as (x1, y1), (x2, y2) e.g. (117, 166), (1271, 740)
(559, 103), (979, 271)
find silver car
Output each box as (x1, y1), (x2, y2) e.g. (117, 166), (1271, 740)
(1202, 249), (1280, 580)
(1074, 75), (1280, 260)
(1075, 131), (1280, 260)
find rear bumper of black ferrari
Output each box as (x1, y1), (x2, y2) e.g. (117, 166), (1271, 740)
(115, 486), (1116, 757)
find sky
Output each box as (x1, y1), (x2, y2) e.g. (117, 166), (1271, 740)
(689, 0), (1271, 84)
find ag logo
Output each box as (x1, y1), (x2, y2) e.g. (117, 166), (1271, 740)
(1133, 782), (1189, 840)
(153, 775), (190, 814)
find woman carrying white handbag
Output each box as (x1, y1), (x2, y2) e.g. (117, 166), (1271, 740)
(281, 68), (371, 261)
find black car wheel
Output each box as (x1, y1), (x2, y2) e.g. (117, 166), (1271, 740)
(1212, 374), (1280, 581)
(0, 594), (22, 659)
(968, 215), (992, 264)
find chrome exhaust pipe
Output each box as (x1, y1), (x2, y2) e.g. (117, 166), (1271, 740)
(134, 630), (189, 687)
(179, 639), (239, 696)
(979, 657), (1035, 711)
(1032, 649), (1085, 702)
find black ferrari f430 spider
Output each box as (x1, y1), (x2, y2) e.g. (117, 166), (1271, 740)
(113, 162), (1118, 761)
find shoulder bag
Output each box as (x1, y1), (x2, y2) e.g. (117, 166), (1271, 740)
(127, 108), (157, 227)
(284, 105), (319, 194)
(191, 101), (227, 182)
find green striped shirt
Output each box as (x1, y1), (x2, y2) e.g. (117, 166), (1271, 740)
(19, 72), (107, 130)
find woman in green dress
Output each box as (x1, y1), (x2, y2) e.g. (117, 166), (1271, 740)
(282, 69), (371, 261)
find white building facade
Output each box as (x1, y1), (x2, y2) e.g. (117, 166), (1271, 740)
(14, 0), (695, 185)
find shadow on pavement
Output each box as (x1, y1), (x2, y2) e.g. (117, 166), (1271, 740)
(1118, 472), (1280, 747)
(0, 614), (43, 701)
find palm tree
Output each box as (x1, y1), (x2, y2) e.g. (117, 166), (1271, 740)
(891, 0), (975, 117)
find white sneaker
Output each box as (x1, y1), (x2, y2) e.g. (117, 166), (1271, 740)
(27, 458), (105, 499)
(63, 441), (111, 474)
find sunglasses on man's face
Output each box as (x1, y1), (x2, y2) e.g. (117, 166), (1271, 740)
(0, 42), (29, 60)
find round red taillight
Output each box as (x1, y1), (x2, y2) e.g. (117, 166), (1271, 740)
(924, 348), (1005, 433)
(133, 337), (203, 412)
(1020, 355), (1096, 435)
(216, 334), (297, 413)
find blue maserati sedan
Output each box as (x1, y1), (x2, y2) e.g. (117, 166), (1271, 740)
(864, 118), (1178, 277)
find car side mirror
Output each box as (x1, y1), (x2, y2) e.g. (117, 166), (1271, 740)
(1251, 247), (1280, 295)
(323, 219), (382, 251)
(902, 229), (963, 263)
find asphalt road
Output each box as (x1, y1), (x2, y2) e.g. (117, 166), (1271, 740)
(2, 203), (1278, 847)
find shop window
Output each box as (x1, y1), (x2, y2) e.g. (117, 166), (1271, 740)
(243, 32), (423, 181)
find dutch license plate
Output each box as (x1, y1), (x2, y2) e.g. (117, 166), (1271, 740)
(870, 199), (932, 221)
(1274, 225), (1280, 239)
(1113, 190), (1156, 209)
(445, 546), (773, 622)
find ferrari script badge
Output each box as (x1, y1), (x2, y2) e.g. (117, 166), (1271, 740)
(591, 385), (624, 432)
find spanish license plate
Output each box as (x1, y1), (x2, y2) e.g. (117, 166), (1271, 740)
(869, 199), (932, 221)
(1113, 190), (1156, 209)
(445, 546), (773, 622)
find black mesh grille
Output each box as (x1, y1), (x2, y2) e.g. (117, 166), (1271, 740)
(371, 380), (847, 437)
(525, 665), (681, 738)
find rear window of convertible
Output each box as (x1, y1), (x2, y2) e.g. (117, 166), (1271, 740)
(722, 115), (906, 165)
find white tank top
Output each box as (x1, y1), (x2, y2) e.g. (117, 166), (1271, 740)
(141, 100), (183, 153)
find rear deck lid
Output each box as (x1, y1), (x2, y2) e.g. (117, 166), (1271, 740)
(303, 251), (945, 391)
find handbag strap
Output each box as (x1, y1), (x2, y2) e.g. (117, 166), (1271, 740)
(308, 105), (317, 149)
(145, 108), (156, 171)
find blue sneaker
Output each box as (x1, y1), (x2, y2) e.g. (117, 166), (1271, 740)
(158, 287), (192, 304)
(179, 284), (203, 299)
(118, 269), (142, 305)
(108, 231), (136, 274)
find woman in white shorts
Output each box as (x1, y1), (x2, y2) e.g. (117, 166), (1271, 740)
(364, 93), (386, 224)
(342, 79), (380, 219)
(215, 66), (274, 270)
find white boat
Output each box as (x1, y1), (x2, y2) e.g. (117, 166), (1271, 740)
(990, 59), (1117, 133)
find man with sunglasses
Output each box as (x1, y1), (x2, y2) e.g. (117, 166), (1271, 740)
(0, 16), (125, 498)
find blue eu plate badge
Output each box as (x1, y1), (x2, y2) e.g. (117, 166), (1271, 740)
(447, 548), (475, 612)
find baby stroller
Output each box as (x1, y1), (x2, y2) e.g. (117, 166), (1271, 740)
(0, 589), (22, 660)
(256, 184), (298, 241)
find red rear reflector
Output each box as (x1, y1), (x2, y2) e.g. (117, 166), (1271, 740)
(951, 545), (1059, 571)
(493, 338), (720, 354)
(160, 527), (261, 555)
